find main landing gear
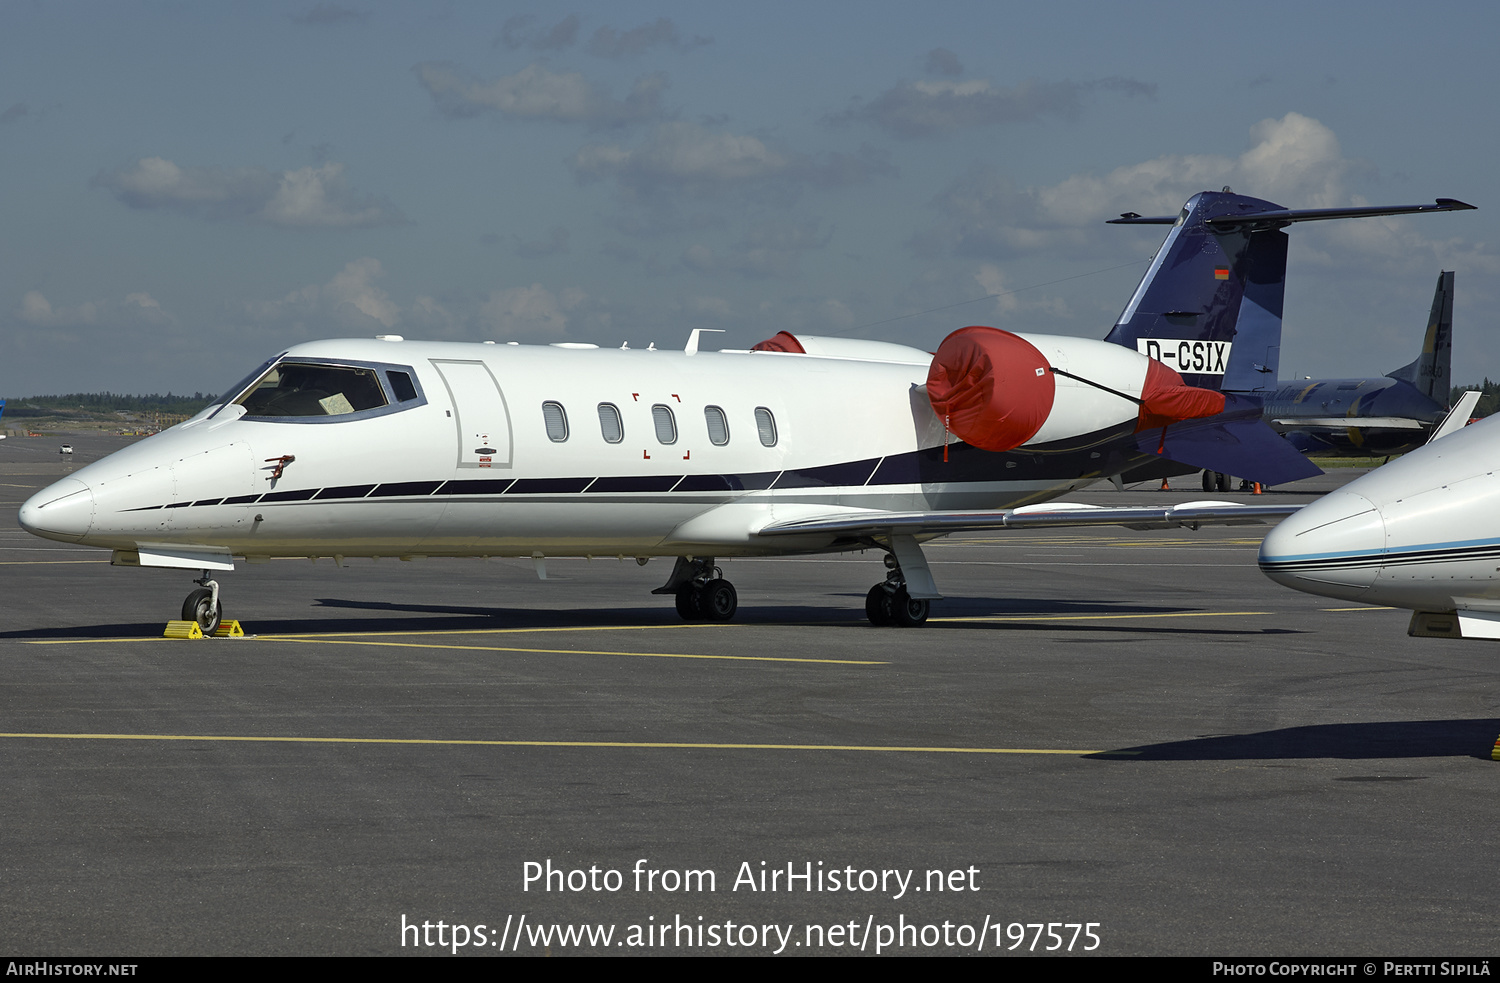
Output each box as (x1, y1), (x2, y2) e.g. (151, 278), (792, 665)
(865, 552), (929, 628)
(656, 556), (738, 622)
(1201, 470), (1233, 492)
(181, 573), (223, 634)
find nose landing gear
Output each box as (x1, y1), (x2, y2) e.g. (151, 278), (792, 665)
(181, 574), (223, 635)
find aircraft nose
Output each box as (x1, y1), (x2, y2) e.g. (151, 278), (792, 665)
(1258, 490), (1386, 599)
(18, 478), (95, 543)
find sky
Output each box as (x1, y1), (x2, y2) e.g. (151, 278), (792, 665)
(3, 1), (1498, 397)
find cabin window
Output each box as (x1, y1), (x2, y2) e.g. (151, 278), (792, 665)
(652, 405), (677, 445)
(542, 402), (569, 442)
(237, 363), (388, 417)
(704, 406), (729, 445)
(755, 407), (778, 447)
(386, 370), (418, 402)
(598, 403), (624, 443)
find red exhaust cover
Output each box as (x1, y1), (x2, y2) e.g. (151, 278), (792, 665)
(1136, 359), (1226, 431)
(751, 331), (805, 353)
(926, 326), (1055, 452)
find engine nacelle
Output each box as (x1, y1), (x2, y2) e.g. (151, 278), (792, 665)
(926, 326), (1225, 452)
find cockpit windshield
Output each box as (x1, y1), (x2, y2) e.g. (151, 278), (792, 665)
(237, 362), (387, 417)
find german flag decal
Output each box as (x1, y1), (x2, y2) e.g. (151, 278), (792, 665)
(1214, 266), (1231, 280)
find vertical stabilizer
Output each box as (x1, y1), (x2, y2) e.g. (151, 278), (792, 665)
(1386, 271), (1454, 406)
(1104, 191), (1287, 393)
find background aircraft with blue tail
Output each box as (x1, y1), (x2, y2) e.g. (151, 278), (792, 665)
(1107, 199), (1471, 489)
(1265, 271), (1455, 459)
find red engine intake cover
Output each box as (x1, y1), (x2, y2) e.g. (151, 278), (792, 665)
(926, 326), (1056, 452)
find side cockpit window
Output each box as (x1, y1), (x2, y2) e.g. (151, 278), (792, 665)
(232, 359), (425, 422)
(387, 370), (419, 402)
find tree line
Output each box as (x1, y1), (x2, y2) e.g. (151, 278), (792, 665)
(1452, 381), (1500, 419)
(3, 393), (219, 419)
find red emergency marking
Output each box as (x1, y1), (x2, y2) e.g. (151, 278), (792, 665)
(632, 393), (639, 401)
(643, 449), (651, 459)
(671, 394), (680, 402)
(682, 450), (691, 460)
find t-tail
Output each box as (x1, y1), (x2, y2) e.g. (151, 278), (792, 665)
(1385, 270), (1454, 406)
(1102, 192), (1473, 484)
(1105, 190), (1288, 394)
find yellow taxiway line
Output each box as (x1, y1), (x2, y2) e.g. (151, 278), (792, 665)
(266, 635), (884, 665)
(934, 610), (1271, 624)
(0, 731), (1098, 755)
(24, 629), (884, 665)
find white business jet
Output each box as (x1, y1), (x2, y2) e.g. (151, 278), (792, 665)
(19, 191), (1472, 632)
(1258, 391), (1500, 639)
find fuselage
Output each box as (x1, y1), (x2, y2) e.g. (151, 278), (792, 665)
(19, 334), (1170, 562)
(1264, 376), (1446, 456)
(1258, 413), (1500, 613)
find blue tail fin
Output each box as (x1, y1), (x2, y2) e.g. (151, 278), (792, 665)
(1104, 194), (1473, 395)
(1104, 191), (1286, 393)
(1386, 270), (1454, 406)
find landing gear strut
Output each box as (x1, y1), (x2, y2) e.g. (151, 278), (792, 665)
(655, 556), (738, 622)
(182, 573), (223, 634)
(865, 552), (929, 628)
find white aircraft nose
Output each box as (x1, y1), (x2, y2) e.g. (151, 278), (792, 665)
(1258, 490), (1386, 600)
(18, 478), (95, 543)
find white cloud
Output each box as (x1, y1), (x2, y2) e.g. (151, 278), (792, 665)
(680, 219), (832, 278)
(498, 14), (579, 52)
(830, 75), (1154, 139)
(914, 113), (1372, 260)
(251, 258), (400, 330)
(291, 4), (367, 26)
(15, 289), (172, 329)
(477, 284), (588, 339)
(94, 158), (406, 229)
(574, 121), (892, 204)
(413, 62), (664, 126)
(586, 18), (711, 58)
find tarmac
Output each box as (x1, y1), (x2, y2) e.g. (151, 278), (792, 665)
(1, 434), (1496, 956)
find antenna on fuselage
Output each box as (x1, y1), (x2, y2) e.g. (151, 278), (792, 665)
(685, 328), (725, 356)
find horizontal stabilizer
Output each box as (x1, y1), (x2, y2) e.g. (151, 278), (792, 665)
(756, 501), (1299, 538)
(1107, 199), (1474, 227)
(1138, 396), (1323, 485)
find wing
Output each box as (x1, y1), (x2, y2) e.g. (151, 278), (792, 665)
(756, 500), (1300, 537)
(1273, 417), (1425, 429)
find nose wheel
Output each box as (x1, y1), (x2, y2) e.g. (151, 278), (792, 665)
(182, 576), (223, 635)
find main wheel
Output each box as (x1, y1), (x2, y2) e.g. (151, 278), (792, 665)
(865, 584), (893, 626)
(675, 585), (703, 621)
(698, 579), (737, 621)
(182, 587), (222, 634)
(890, 588), (930, 628)
(1202, 470), (1215, 492)
(1215, 471), (1231, 492)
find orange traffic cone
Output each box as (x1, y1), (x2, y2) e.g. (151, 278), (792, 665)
(1159, 478), (1171, 491)
(1252, 482), (1263, 495)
